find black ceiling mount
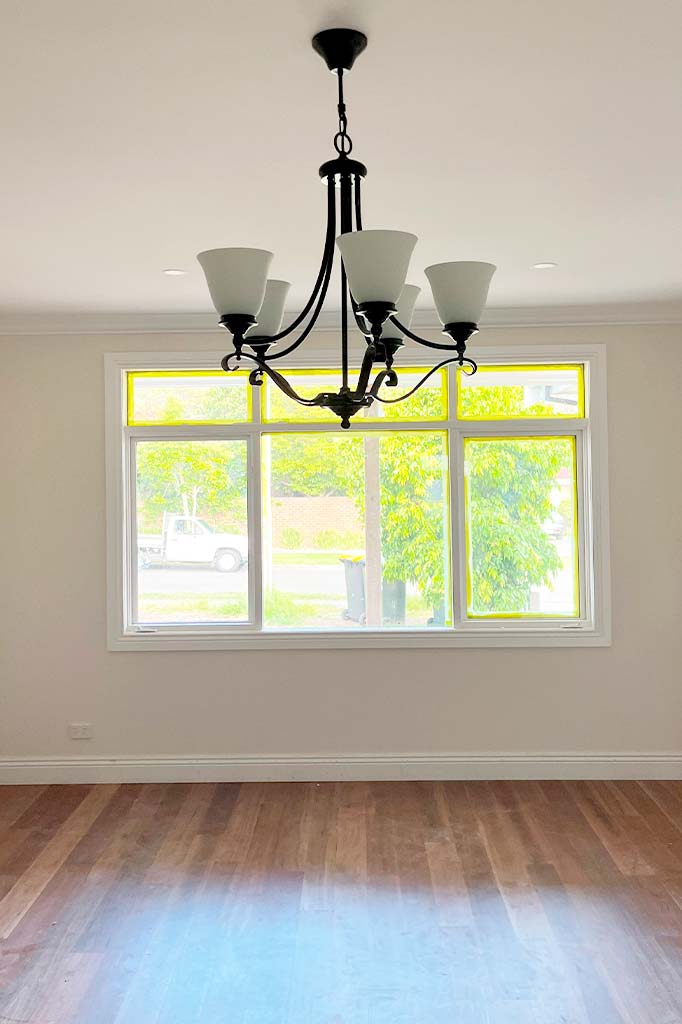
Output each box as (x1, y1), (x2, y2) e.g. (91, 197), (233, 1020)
(312, 28), (368, 73)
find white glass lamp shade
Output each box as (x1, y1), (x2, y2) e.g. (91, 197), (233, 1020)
(424, 261), (496, 325)
(336, 230), (417, 304)
(382, 284), (421, 340)
(196, 247), (273, 316)
(246, 279), (291, 337)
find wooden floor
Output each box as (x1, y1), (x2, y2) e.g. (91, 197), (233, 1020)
(1, 782), (682, 1022)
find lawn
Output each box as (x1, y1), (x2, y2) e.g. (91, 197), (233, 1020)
(138, 588), (439, 627)
(138, 589), (346, 627)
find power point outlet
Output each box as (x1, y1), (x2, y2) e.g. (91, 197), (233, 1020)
(69, 722), (93, 740)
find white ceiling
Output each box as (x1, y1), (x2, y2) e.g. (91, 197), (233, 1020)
(1, 0), (681, 320)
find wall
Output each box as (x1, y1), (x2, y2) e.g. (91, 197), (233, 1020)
(271, 496), (362, 549)
(1, 323), (681, 781)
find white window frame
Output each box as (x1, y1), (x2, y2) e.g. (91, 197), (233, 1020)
(105, 343), (610, 650)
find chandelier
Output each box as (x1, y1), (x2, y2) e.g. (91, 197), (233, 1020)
(197, 28), (496, 429)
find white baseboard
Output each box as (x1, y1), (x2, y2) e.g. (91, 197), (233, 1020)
(1, 753), (681, 785)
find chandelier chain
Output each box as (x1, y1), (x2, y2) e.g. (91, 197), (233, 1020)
(334, 69), (353, 155)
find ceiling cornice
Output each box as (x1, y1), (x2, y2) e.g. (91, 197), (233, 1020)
(1, 303), (681, 336)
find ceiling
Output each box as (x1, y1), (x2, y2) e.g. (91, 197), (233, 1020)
(1, 0), (681, 321)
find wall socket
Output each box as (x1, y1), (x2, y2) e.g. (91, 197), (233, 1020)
(69, 722), (93, 740)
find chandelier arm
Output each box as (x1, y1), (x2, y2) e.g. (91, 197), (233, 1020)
(347, 174), (373, 337)
(354, 172), (362, 228)
(234, 353), (323, 407)
(373, 355), (478, 405)
(254, 177), (337, 347)
(259, 238), (335, 362)
(339, 170), (353, 390)
(388, 316), (467, 351)
(341, 263), (349, 389)
(259, 188), (337, 362)
(369, 367), (398, 397)
(353, 344), (377, 397)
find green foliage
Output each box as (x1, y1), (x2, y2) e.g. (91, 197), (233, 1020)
(314, 528), (364, 550)
(132, 378), (248, 424)
(458, 380), (558, 420)
(466, 435), (570, 612)
(263, 590), (336, 626)
(378, 431), (448, 609)
(136, 440), (247, 532)
(280, 527), (304, 550)
(376, 388), (448, 610)
(269, 435), (363, 496)
(461, 381), (573, 613)
(140, 588), (323, 626)
(139, 592), (248, 622)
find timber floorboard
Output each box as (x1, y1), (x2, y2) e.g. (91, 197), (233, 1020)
(1, 781), (682, 1022)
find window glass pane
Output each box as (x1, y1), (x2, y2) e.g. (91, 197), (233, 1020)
(135, 440), (249, 624)
(457, 364), (584, 419)
(128, 371), (250, 425)
(464, 436), (579, 618)
(263, 367), (447, 423)
(262, 431), (451, 629)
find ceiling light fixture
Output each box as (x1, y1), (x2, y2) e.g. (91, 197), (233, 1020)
(163, 268), (185, 276)
(197, 28), (497, 428)
(532, 262), (558, 270)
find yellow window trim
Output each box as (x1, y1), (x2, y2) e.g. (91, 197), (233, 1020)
(457, 362), (585, 420)
(127, 369), (252, 426)
(463, 434), (580, 619)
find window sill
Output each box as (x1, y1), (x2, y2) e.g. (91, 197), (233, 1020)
(109, 624), (610, 651)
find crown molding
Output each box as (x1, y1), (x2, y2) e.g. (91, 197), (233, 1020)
(1, 302), (681, 336)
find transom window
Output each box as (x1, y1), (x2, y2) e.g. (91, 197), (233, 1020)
(105, 345), (610, 649)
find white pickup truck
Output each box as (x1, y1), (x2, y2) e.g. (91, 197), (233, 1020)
(138, 514), (248, 572)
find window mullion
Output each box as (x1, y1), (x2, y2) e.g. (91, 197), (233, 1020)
(452, 417), (587, 436)
(447, 361), (464, 628)
(248, 434), (264, 629)
(448, 423), (465, 629)
(575, 426), (591, 623)
(126, 424), (259, 441)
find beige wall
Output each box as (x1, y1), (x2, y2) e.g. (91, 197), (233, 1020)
(1, 324), (681, 770)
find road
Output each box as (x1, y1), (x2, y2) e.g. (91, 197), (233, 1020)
(138, 564), (347, 597)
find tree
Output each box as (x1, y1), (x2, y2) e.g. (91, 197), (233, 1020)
(376, 391), (448, 612)
(136, 440), (248, 532)
(461, 385), (571, 613)
(465, 435), (568, 612)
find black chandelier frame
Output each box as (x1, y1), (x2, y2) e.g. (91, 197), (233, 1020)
(218, 28), (479, 429)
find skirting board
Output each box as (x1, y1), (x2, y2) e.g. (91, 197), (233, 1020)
(1, 753), (681, 785)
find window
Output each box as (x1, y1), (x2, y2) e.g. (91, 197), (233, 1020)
(106, 346), (610, 649)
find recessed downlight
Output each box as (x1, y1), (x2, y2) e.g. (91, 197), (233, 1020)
(163, 268), (185, 276)
(532, 261), (557, 270)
